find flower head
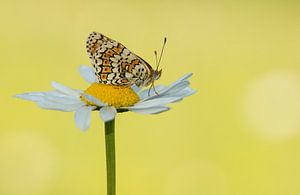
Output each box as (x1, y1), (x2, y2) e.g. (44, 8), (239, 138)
(82, 83), (140, 107)
(16, 66), (195, 131)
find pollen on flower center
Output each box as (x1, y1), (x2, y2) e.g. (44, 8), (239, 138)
(81, 83), (140, 108)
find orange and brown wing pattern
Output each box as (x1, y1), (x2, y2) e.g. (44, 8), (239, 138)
(86, 32), (153, 86)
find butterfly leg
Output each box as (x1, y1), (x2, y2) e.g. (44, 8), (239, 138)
(153, 85), (159, 96)
(147, 80), (159, 96)
(147, 83), (153, 96)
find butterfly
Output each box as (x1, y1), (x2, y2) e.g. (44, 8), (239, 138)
(86, 32), (166, 89)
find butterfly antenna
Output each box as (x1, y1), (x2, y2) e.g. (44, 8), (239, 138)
(148, 38), (167, 97)
(148, 50), (158, 96)
(156, 37), (167, 71)
(154, 50), (158, 68)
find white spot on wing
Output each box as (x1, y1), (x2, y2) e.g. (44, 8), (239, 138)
(125, 72), (133, 78)
(107, 73), (115, 80)
(123, 48), (130, 55)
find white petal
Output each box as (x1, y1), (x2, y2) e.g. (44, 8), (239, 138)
(38, 100), (84, 112)
(173, 73), (193, 83)
(165, 87), (197, 98)
(130, 96), (183, 109)
(129, 106), (170, 114)
(163, 80), (190, 95)
(157, 73), (192, 95)
(138, 85), (167, 99)
(131, 84), (142, 93)
(44, 93), (82, 104)
(79, 65), (97, 83)
(51, 82), (81, 98)
(38, 93), (85, 111)
(99, 106), (117, 122)
(16, 91), (84, 112)
(141, 73), (193, 101)
(16, 90), (81, 102)
(15, 92), (46, 102)
(74, 106), (95, 131)
(82, 93), (106, 107)
(44, 90), (81, 99)
(50, 90), (84, 100)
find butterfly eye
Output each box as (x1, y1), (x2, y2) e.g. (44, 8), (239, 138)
(155, 69), (162, 80)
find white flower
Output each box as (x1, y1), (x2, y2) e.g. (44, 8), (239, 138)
(16, 66), (195, 131)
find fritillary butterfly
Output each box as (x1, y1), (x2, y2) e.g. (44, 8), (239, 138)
(86, 32), (164, 88)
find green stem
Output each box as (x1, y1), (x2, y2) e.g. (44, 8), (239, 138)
(105, 119), (116, 195)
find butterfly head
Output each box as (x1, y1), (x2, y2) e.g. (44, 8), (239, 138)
(142, 68), (162, 87)
(144, 37), (166, 86)
(153, 69), (162, 81)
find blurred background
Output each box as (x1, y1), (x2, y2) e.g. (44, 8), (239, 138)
(1, 0), (300, 194)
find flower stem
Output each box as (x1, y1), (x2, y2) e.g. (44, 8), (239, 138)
(105, 119), (116, 195)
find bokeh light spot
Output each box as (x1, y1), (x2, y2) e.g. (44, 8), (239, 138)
(242, 71), (300, 141)
(0, 132), (59, 195)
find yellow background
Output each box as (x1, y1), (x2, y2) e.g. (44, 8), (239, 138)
(1, 0), (300, 194)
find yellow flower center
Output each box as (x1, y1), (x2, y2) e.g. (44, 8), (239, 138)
(81, 83), (140, 108)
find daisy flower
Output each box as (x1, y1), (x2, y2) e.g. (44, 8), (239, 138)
(16, 64), (195, 195)
(16, 65), (195, 131)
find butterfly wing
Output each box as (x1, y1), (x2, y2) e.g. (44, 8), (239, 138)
(86, 32), (153, 86)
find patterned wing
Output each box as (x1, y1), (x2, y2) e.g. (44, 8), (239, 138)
(86, 32), (152, 86)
